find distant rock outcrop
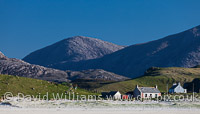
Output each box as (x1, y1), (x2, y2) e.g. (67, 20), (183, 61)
(23, 36), (124, 67)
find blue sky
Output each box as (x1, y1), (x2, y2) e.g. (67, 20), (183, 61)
(1, 0), (200, 59)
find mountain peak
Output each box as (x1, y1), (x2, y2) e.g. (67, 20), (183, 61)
(64, 36), (109, 43)
(23, 36), (124, 67)
(69, 36), (93, 39)
(63, 36), (101, 42)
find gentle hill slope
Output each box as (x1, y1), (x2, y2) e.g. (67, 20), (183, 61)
(95, 67), (200, 94)
(0, 74), (95, 98)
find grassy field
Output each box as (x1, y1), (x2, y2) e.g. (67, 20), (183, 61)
(0, 74), (97, 99)
(95, 67), (200, 94)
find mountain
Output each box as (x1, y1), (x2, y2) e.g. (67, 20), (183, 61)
(0, 51), (127, 82)
(49, 25), (200, 78)
(95, 67), (200, 94)
(23, 36), (124, 67)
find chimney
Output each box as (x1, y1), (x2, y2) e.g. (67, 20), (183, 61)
(155, 85), (158, 89)
(136, 85), (139, 88)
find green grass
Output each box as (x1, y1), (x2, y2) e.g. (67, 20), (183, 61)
(96, 67), (200, 94)
(0, 74), (98, 99)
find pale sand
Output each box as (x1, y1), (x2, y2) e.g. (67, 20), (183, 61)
(0, 108), (199, 114)
(1, 100), (200, 114)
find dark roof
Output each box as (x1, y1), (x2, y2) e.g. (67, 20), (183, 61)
(101, 91), (120, 97)
(138, 87), (160, 93)
(169, 83), (183, 90)
(169, 85), (178, 90)
(109, 91), (119, 96)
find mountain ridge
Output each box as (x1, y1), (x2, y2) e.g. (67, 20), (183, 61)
(45, 25), (200, 78)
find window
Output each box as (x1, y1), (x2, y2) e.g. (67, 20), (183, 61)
(145, 94), (147, 97)
(150, 94), (152, 98)
(155, 94), (157, 98)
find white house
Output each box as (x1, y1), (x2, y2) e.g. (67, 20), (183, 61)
(133, 85), (161, 98)
(169, 82), (187, 94)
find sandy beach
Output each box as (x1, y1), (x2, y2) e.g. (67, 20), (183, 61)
(0, 100), (200, 114)
(0, 108), (199, 114)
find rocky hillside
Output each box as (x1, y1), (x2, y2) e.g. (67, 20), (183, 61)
(0, 52), (128, 82)
(0, 55), (70, 83)
(49, 25), (200, 78)
(23, 36), (124, 67)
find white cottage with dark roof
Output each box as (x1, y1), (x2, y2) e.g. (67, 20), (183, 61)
(169, 82), (187, 94)
(133, 85), (161, 98)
